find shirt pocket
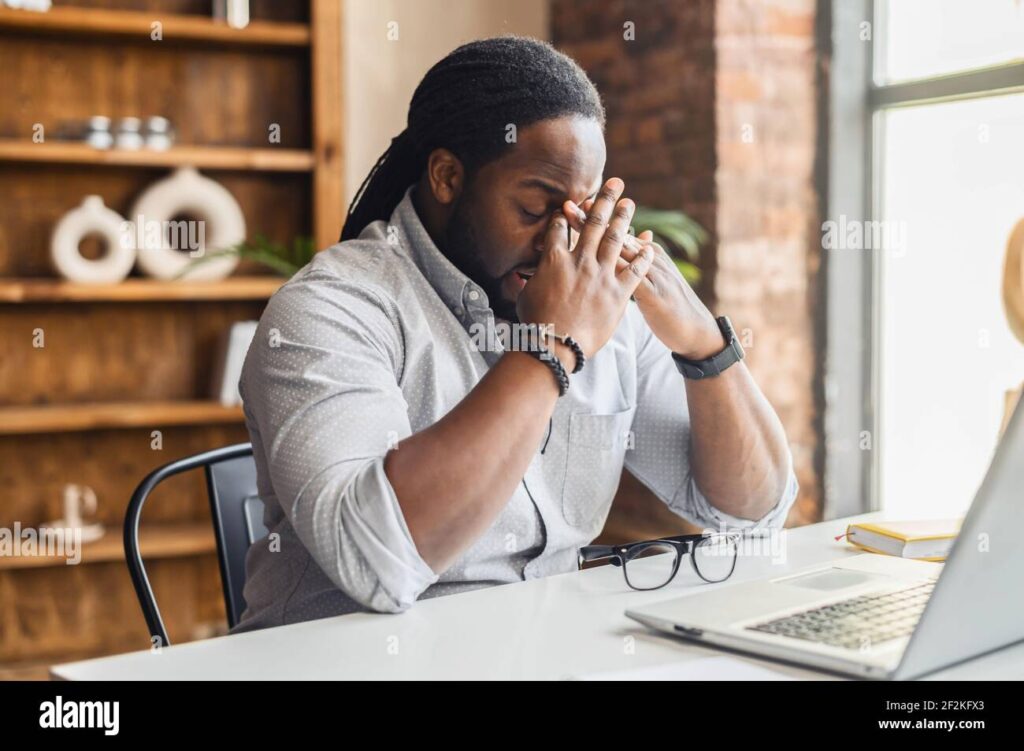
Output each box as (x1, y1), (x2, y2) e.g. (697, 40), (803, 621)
(560, 407), (636, 529)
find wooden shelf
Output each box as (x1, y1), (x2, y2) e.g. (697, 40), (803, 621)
(0, 522), (217, 571)
(0, 277), (284, 303)
(0, 6), (310, 48)
(0, 140), (315, 172)
(0, 401), (245, 435)
(0, 1), (343, 667)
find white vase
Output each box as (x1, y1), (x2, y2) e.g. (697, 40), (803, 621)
(130, 167), (245, 281)
(50, 196), (135, 284)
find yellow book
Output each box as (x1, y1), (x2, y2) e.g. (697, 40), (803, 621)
(844, 519), (963, 561)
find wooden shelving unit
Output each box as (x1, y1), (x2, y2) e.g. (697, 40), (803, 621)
(0, 5), (310, 47)
(0, 277), (284, 303)
(0, 401), (245, 435)
(0, 140), (315, 172)
(0, 0), (344, 669)
(0, 523), (217, 571)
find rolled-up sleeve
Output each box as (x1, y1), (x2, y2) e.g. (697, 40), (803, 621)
(240, 273), (439, 613)
(679, 452), (799, 532)
(622, 305), (800, 533)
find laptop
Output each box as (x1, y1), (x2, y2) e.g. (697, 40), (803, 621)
(625, 396), (1024, 680)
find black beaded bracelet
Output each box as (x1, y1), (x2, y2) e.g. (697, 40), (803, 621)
(547, 333), (586, 374)
(523, 344), (570, 396)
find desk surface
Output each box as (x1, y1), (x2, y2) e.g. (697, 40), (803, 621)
(51, 513), (1024, 680)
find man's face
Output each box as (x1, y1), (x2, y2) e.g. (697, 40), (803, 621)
(440, 116), (607, 322)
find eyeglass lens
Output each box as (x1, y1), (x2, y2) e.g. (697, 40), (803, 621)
(623, 543), (679, 590)
(692, 534), (738, 582)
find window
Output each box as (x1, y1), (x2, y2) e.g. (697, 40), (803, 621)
(827, 0), (1024, 519)
(877, 0), (1024, 84)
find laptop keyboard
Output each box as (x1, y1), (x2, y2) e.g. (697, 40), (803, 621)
(746, 580), (936, 651)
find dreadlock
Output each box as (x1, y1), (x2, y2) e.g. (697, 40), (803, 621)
(340, 35), (606, 242)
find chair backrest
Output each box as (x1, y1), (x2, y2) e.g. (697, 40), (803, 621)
(124, 443), (266, 647)
(206, 452), (267, 628)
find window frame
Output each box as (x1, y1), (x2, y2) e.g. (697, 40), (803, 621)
(824, 0), (1024, 517)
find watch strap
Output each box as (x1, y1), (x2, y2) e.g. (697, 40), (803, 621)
(670, 316), (745, 379)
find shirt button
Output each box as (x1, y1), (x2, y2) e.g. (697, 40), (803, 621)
(453, 307), (464, 316)
(467, 290), (480, 302)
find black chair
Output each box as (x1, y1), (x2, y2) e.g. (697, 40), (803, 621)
(124, 442), (268, 647)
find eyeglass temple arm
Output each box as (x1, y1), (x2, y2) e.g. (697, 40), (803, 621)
(578, 532), (730, 570)
(577, 545), (622, 569)
(656, 533), (735, 550)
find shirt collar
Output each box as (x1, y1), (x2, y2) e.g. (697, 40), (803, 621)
(385, 184), (491, 316)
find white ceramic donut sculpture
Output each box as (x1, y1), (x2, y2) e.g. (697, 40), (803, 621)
(50, 196), (135, 284)
(129, 167), (245, 281)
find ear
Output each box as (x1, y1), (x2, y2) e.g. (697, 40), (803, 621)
(423, 148), (465, 207)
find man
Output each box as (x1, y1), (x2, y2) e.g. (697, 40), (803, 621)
(231, 35), (797, 633)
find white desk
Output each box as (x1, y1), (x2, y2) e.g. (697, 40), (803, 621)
(51, 513), (1024, 680)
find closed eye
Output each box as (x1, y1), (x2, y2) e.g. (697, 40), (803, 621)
(520, 207), (546, 222)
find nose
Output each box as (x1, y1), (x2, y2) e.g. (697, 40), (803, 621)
(532, 224), (549, 255)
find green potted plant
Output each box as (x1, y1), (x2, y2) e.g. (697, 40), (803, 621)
(177, 234), (316, 279)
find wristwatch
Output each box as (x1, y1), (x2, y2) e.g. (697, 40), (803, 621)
(670, 316), (745, 379)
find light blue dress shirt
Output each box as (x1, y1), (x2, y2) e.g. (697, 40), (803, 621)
(231, 184), (799, 633)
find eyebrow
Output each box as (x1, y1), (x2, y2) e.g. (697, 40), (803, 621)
(519, 177), (601, 202)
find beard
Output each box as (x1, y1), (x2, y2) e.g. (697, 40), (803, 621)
(443, 193), (520, 323)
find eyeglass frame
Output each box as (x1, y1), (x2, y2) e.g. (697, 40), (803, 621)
(577, 532), (741, 590)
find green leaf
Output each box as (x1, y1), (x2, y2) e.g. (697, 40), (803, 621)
(632, 206), (708, 266)
(672, 258), (702, 285)
(174, 234), (315, 279)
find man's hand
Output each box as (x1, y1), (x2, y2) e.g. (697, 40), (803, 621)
(565, 193), (724, 360)
(564, 186), (794, 522)
(517, 178), (655, 362)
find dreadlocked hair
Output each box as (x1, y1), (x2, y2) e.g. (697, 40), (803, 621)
(340, 35), (606, 242)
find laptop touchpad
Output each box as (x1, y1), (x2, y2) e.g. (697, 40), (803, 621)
(779, 568), (886, 591)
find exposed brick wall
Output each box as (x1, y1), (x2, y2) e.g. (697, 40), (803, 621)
(551, 0), (718, 297)
(714, 0), (821, 524)
(552, 0), (822, 527)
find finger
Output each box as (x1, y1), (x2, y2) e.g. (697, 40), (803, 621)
(565, 198), (647, 256)
(617, 243), (656, 296)
(597, 198), (636, 268)
(543, 210), (570, 256)
(563, 202), (587, 252)
(566, 203), (582, 252)
(615, 245), (656, 283)
(615, 245), (647, 273)
(576, 178), (624, 261)
(566, 198), (601, 253)
(620, 228), (664, 265)
(620, 229), (654, 265)
(615, 256), (656, 303)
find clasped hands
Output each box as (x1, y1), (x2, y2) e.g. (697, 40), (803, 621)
(516, 176), (724, 362)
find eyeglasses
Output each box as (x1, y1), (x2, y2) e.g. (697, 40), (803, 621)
(577, 533), (741, 590)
